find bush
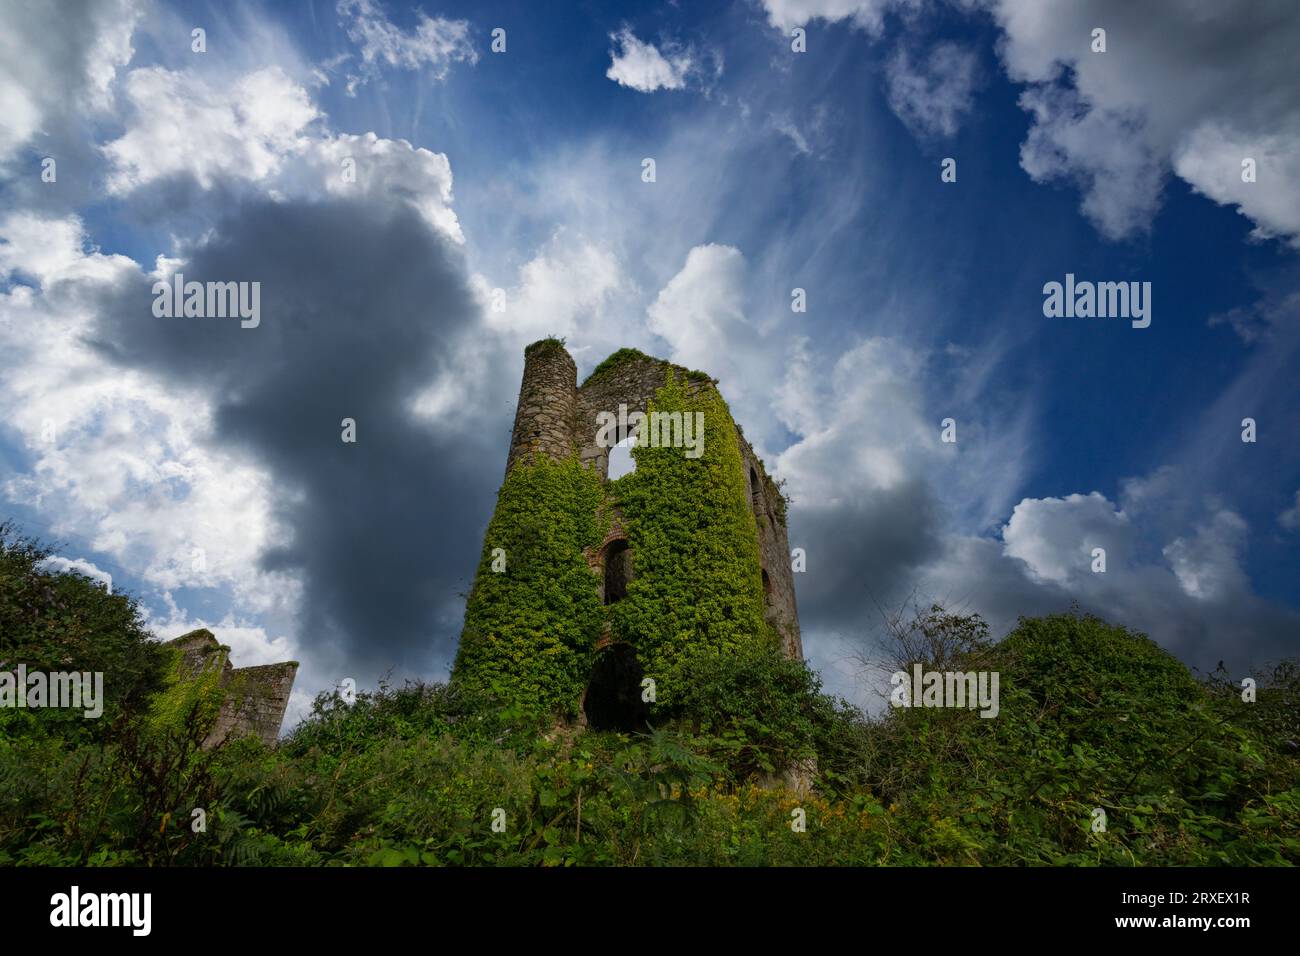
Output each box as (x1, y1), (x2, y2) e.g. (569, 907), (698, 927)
(673, 643), (839, 782)
(3, 520), (1296, 866)
(858, 611), (1300, 865)
(0, 521), (170, 738)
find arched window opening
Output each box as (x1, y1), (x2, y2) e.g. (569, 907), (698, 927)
(608, 432), (637, 480)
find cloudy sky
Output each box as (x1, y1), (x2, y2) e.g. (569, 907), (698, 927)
(2, 0), (1298, 723)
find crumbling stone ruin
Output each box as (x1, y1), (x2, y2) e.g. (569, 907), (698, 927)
(166, 629), (298, 748)
(453, 339), (801, 730)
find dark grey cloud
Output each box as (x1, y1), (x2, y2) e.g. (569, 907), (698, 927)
(88, 197), (510, 680)
(789, 478), (944, 637)
(794, 477), (1300, 689)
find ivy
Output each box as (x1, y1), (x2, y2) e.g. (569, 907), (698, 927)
(146, 644), (228, 740)
(452, 454), (608, 716)
(608, 372), (776, 706)
(452, 368), (775, 717)
(580, 348), (711, 389)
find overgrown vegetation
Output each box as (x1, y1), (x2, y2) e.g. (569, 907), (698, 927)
(3, 523), (1297, 867)
(580, 346), (653, 387)
(452, 455), (608, 716)
(579, 347), (712, 389)
(0, 521), (169, 737)
(524, 335), (568, 359)
(455, 367), (775, 713)
(609, 372), (776, 705)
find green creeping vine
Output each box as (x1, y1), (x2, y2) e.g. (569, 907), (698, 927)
(607, 373), (777, 706)
(453, 370), (777, 717)
(453, 455), (608, 715)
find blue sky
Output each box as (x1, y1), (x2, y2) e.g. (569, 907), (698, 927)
(2, 0), (1298, 723)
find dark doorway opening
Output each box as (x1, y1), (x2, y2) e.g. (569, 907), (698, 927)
(750, 466), (764, 515)
(761, 568), (773, 607)
(583, 643), (649, 732)
(603, 539), (632, 604)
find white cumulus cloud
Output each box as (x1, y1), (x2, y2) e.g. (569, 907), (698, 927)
(0, 212), (294, 622)
(1002, 492), (1134, 586)
(0, 0), (139, 164)
(984, 0), (1300, 245)
(102, 66), (320, 193)
(606, 28), (696, 93)
(647, 244), (750, 377)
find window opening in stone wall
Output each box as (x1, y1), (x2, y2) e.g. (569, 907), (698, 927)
(603, 539), (632, 604)
(608, 431), (637, 480)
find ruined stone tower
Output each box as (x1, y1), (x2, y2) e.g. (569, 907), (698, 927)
(453, 339), (800, 729)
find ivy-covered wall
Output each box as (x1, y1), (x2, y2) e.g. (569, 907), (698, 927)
(160, 630), (299, 747)
(452, 342), (797, 718)
(607, 373), (776, 705)
(453, 455), (608, 715)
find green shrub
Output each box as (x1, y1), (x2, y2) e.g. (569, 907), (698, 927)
(3, 520), (1297, 867)
(0, 521), (170, 737)
(452, 455), (608, 716)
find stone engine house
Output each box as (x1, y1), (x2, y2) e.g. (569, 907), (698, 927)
(453, 340), (801, 730)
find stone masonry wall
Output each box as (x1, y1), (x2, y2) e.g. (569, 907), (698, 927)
(505, 341), (578, 474)
(205, 662), (299, 749)
(576, 353), (707, 478)
(736, 428), (803, 659)
(166, 629), (298, 748)
(502, 344), (803, 660)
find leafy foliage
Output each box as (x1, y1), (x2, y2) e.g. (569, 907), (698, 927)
(453, 369), (775, 716)
(580, 347), (653, 387)
(0, 521), (169, 737)
(580, 348), (711, 389)
(524, 335), (568, 360)
(452, 455), (608, 715)
(673, 643), (838, 781)
(609, 373), (775, 705)
(2, 523), (1297, 866)
(857, 611), (1300, 864)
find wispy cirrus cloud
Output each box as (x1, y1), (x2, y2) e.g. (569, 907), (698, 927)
(884, 41), (980, 138)
(336, 0), (477, 93)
